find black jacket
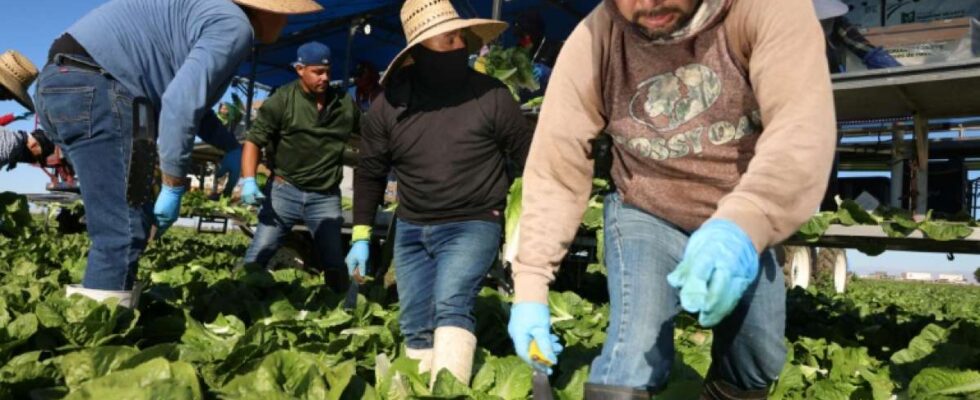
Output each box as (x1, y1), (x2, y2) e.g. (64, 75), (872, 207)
(353, 67), (532, 226)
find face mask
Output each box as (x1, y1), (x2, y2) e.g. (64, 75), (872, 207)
(410, 45), (470, 86)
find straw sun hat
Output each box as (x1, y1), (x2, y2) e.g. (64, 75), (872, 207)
(232, 0), (323, 15)
(0, 50), (38, 112)
(381, 0), (508, 85)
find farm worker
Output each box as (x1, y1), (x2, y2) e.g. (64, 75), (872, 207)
(346, 0), (533, 386)
(240, 41), (360, 277)
(0, 50), (55, 170)
(814, 0), (900, 211)
(34, 0), (323, 307)
(506, 0), (837, 398)
(512, 10), (563, 95)
(347, 61), (383, 112)
(814, 0), (902, 74)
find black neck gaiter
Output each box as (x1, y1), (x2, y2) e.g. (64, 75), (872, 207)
(409, 45), (470, 88)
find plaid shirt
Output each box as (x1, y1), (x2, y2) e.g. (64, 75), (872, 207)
(0, 127), (27, 170)
(825, 17), (877, 73)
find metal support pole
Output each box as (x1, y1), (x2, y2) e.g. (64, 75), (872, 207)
(244, 47), (259, 130)
(210, 166), (219, 193)
(913, 113), (929, 215)
(492, 0), (502, 20)
(890, 127), (905, 208)
(344, 21), (357, 93)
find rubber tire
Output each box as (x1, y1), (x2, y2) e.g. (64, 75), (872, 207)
(815, 248), (848, 293)
(783, 246), (816, 289)
(781, 246), (813, 289)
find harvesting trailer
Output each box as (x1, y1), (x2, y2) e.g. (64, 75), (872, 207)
(782, 58), (980, 293)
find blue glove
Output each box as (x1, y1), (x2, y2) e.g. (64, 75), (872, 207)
(153, 184), (186, 235)
(666, 219), (759, 327)
(531, 63), (551, 87)
(241, 177), (265, 206)
(345, 241), (369, 278)
(508, 302), (563, 375)
(863, 47), (901, 69)
(217, 147), (242, 197)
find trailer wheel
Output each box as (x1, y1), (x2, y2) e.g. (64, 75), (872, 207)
(781, 246), (813, 289)
(815, 248), (848, 293)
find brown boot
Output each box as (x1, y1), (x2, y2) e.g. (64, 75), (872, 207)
(700, 379), (769, 400)
(584, 383), (652, 400)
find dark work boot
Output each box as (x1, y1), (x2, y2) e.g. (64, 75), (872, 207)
(584, 383), (652, 400)
(700, 379), (769, 400)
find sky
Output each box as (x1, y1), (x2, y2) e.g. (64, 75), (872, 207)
(1, 1), (111, 195)
(0, 0), (978, 283)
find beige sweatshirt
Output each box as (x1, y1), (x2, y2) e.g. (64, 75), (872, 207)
(512, 0), (837, 304)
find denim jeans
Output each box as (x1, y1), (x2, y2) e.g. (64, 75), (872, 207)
(588, 193), (787, 392)
(394, 218), (501, 350)
(35, 55), (151, 291)
(243, 180), (344, 271)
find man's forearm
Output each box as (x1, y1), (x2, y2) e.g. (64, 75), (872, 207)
(241, 140), (261, 178)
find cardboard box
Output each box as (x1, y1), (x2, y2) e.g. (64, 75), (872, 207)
(844, 17), (980, 71)
(884, 0), (980, 26)
(843, 0), (884, 28)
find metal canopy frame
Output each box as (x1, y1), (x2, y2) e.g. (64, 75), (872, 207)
(832, 58), (980, 215)
(783, 225), (980, 254)
(793, 59), (980, 255)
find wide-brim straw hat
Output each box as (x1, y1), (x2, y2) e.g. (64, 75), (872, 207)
(232, 0), (323, 15)
(381, 0), (508, 86)
(813, 0), (849, 20)
(0, 50), (38, 112)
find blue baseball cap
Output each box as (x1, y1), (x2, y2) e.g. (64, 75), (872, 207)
(294, 41), (331, 66)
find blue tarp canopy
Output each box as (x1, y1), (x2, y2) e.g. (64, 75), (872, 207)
(235, 0), (601, 89)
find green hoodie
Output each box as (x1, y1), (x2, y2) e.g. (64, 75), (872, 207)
(246, 81), (360, 193)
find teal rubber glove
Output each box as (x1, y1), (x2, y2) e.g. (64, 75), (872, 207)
(666, 219), (759, 327)
(345, 241), (369, 278)
(508, 302), (563, 374)
(241, 177), (265, 206)
(153, 184), (186, 235)
(216, 147), (242, 197)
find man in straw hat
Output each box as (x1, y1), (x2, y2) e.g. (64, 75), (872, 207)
(507, 0), (836, 398)
(33, 0), (322, 307)
(813, 0), (899, 213)
(0, 50), (56, 171)
(240, 41), (360, 278)
(347, 0), (534, 386)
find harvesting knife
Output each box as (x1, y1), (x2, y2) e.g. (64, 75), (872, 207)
(529, 340), (555, 400)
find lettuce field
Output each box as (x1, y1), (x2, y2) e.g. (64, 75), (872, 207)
(1, 192), (980, 399)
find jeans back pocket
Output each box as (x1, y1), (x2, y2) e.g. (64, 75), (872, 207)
(39, 86), (95, 145)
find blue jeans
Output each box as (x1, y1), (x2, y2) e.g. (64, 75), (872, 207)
(35, 55), (151, 291)
(243, 180), (344, 271)
(589, 193), (786, 392)
(394, 218), (501, 349)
